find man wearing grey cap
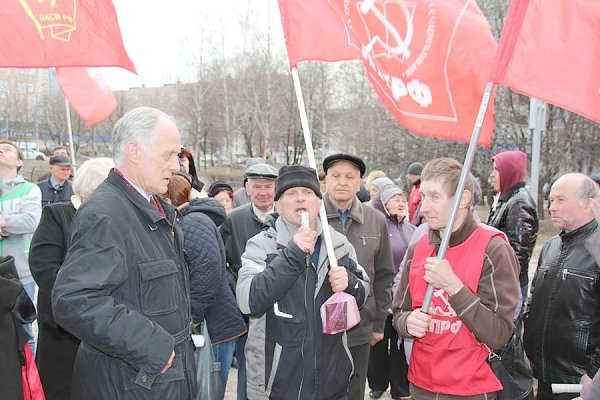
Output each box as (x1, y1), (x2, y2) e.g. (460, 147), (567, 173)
(220, 162), (278, 400)
(232, 157), (268, 208)
(37, 155), (74, 207)
(323, 153), (394, 400)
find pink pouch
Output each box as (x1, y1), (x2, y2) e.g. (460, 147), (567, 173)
(320, 292), (361, 335)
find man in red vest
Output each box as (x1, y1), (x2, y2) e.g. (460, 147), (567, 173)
(392, 157), (520, 399)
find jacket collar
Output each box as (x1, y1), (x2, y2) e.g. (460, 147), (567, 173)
(323, 194), (364, 224)
(428, 211), (478, 248)
(560, 219), (598, 243)
(499, 181), (526, 201)
(106, 169), (175, 224)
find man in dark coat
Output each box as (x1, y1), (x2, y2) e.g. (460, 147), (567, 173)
(220, 162), (278, 400)
(52, 107), (196, 400)
(322, 153), (395, 400)
(37, 155), (74, 207)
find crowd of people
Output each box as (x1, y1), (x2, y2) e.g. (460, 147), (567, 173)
(1, 106), (599, 400)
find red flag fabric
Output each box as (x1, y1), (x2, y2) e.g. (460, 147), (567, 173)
(493, 0), (600, 125)
(279, 0), (361, 68)
(0, 1), (135, 72)
(279, 0), (497, 146)
(57, 67), (117, 126)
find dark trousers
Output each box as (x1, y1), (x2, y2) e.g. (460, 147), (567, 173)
(367, 315), (410, 398)
(348, 343), (371, 400)
(536, 381), (579, 400)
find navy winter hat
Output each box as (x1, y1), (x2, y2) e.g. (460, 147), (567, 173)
(275, 165), (322, 201)
(208, 181), (233, 197)
(407, 162), (424, 176)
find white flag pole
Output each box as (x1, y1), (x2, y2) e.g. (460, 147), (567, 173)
(64, 98), (77, 167)
(291, 67), (339, 268)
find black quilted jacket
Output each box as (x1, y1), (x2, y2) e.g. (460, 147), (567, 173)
(180, 198), (246, 344)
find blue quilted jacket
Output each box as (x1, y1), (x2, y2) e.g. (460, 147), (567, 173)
(180, 198), (246, 344)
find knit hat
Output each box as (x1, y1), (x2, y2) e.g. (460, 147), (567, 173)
(208, 181), (233, 197)
(275, 165), (322, 201)
(407, 162), (423, 176)
(379, 184), (404, 205)
(323, 153), (367, 178)
(372, 177), (394, 190)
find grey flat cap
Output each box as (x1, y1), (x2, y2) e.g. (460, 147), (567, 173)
(246, 163), (278, 180)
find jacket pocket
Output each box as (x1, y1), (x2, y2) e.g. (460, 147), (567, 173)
(138, 259), (179, 316)
(121, 354), (184, 391)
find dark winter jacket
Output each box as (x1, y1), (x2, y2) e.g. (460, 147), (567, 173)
(0, 255), (36, 400)
(180, 198), (246, 344)
(488, 150), (538, 287)
(52, 170), (196, 400)
(324, 194), (394, 346)
(237, 214), (370, 399)
(29, 202), (79, 400)
(220, 203), (267, 291)
(487, 182), (538, 286)
(37, 178), (74, 207)
(524, 220), (600, 384)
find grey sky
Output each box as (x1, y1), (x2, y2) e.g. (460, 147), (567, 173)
(103, 0), (282, 90)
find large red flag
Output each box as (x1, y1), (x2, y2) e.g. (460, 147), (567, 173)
(0, 1), (135, 72)
(279, 0), (497, 146)
(57, 67), (117, 126)
(279, 0), (361, 68)
(493, 0), (600, 125)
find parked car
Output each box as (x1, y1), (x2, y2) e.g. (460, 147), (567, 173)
(21, 148), (46, 161)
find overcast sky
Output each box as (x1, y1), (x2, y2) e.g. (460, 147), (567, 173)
(103, 0), (282, 90)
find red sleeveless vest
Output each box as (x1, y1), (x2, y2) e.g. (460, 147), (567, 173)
(407, 226), (503, 395)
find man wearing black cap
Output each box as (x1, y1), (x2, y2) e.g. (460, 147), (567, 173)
(237, 165), (369, 400)
(220, 162), (278, 400)
(323, 153), (394, 400)
(37, 155), (74, 207)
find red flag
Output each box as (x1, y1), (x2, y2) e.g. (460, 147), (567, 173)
(279, 0), (361, 68)
(0, 1), (135, 72)
(279, 0), (497, 146)
(493, 0), (600, 125)
(57, 67), (117, 126)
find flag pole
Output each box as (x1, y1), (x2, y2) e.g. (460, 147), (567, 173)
(64, 98), (77, 167)
(421, 82), (495, 313)
(291, 66), (339, 268)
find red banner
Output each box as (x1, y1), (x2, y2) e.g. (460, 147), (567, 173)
(57, 67), (117, 126)
(0, 1), (135, 72)
(279, 0), (361, 68)
(279, 0), (497, 146)
(493, 0), (600, 125)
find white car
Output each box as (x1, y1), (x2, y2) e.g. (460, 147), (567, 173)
(21, 148), (47, 160)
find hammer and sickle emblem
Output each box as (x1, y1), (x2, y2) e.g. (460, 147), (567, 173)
(359, 0), (413, 61)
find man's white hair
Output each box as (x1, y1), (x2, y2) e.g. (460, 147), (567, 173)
(111, 107), (174, 165)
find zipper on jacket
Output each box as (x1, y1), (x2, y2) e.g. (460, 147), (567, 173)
(562, 269), (595, 282)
